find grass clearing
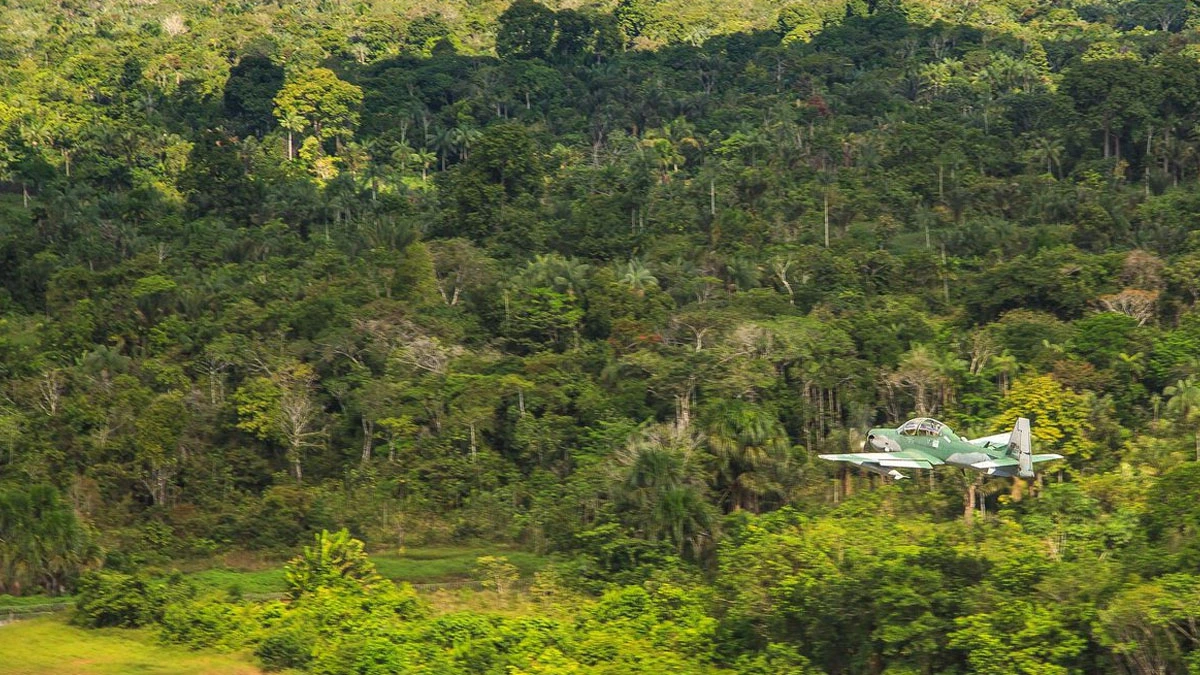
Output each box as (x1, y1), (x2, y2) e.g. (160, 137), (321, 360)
(184, 546), (551, 593)
(0, 616), (281, 675)
(187, 567), (286, 595)
(372, 546), (549, 584)
(0, 546), (553, 613)
(0, 595), (70, 609)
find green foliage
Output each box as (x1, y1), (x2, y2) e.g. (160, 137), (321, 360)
(73, 570), (192, 629)
(497, 0), (557, 60)
(0, 484), (98, 596)
(256, 620), (317, 671)
(7, 0), (1200, 671)
(284, 529), (383, 600)
(274, 68), (363, 144)
(473, 555), (519, 595)
(994, 374), (1097, 464)
(159, 595), (260, 651)
(949, 601), (1086, 674)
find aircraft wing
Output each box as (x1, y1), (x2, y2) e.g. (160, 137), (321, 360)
(818, 450), (943, 478)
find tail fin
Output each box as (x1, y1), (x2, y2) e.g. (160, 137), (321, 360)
(1009, 417), (1033, 478)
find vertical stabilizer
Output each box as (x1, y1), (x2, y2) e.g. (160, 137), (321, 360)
(1010, 417), (1033, 477)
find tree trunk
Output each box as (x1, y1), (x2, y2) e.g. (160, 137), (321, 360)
(1010, 477), (1026, 502)
(964, 478), (976, 525)
(823, 190), (830, 248)
(361, 417), (374, 464)
(1145, 125), (1153, 196)
(291, 446), (303, 485)
(675, 390), (692, 431)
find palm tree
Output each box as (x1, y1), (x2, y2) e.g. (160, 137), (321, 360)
(390, 141), (414, 170)
(610, 424), (716, 558)
(1026, 136), (1064, 178)
(0, 485), (98, 595)
(706, 402), (791, 513)
(409, 149), (436, 181)
(279, 110), (306, 161)
(620, 259), (658, 296)
(639, 117), (700, 181)
(517, 254), (591, 298)
(1164, 376), (1200, 461)
(427, 127), (455, 171)
(452, 125), (483, 160)
(340, 140), (371, 184)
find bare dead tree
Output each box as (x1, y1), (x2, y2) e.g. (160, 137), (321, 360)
(1098, 289), (1159, 326)
(278, 374), (325, 485)
(35, 369), (65, 417)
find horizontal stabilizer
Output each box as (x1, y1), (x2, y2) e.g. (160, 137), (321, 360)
(971, 457), (1018, 470)
(969, 431), (1011, 448)
(1032, 453), (1063, 463)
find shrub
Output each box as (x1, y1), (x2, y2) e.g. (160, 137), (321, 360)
(256, 623), (317, 671)
(160, 596), (258, 651)
(284, 529), (382, 600)
(73, 570), (192, 628)
(473, 555), (519, 597)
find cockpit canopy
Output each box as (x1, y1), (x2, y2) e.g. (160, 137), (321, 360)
(898, 417), (949, 437)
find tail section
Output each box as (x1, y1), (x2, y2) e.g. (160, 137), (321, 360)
(1009, 417), (1033, 478)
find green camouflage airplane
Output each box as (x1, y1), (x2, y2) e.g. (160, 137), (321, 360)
(819, 417), (1063, 480)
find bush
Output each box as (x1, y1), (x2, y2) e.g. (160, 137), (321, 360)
(284, 529), (382, 600)
(160, 596), (258, 651)
(73, 570), (191, 628)
(256, 623), (317, 671)
(473, 555), (519, 596)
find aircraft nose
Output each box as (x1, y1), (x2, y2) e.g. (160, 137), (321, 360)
(868, 434), (898, 452)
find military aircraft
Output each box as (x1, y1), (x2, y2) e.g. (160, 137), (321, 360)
(819, 417), (1062, 480)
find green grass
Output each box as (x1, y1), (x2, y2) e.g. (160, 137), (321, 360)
(184, 546), (551, 594)
(0, 616), (280, 675)
(0, 595), (71, 609)
(371, 546), (549, 584)
(186, 568), (287, 595)
(0, 547), (553, 612)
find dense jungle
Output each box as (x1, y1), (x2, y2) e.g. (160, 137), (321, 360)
(2, 0), (1200, 672)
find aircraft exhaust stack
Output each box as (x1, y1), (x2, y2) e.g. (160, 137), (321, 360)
(1010, 417), (1033, 478)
